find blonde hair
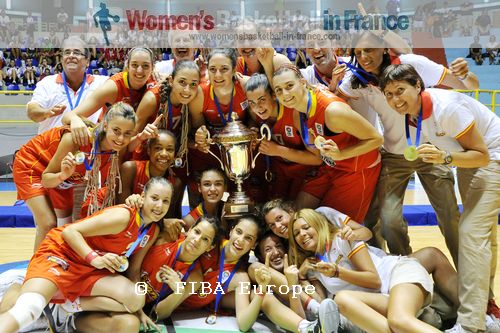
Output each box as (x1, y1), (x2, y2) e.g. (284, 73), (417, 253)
(288, 209), (338, 266)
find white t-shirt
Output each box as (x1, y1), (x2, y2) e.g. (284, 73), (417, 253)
(300, 58), (381, 132)
(155, 59), (175, 76)
(338, 54), (447, 154)
(423, 88), (500, 160)
(29, 73), (109, 134)
(308, 238), (399, 298)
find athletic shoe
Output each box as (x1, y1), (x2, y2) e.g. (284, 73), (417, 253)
(488, 299), (500, 319)
(486, 314), (500, 333)
(318, 298), (340, 333)
(445, 323), (474, 333)
(45, 303), (76, 333)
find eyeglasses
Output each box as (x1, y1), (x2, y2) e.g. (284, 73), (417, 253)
(63, 49), (86, 57)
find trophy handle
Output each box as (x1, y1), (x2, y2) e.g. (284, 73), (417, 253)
(205, 131), (225, 170)
(251, 124), (272, 168)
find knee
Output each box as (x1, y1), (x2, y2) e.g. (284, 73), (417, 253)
(334, 291), (353, 314)
(111, 313), (140, 333)
(122, 292), (145, 313)
(387, 313), (416, 333)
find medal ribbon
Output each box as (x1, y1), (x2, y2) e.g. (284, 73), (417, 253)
(62, 71), (86, 110)
(213, 245), (241, 316)
(213, 86), (234, 126)
(299, 90), (314, 147)
(83, 130), (116, 171)
(405, 107), (423, 148)
(124, 211), (151, 258)
(337, 60), (375, 86)
(167, 98), (173, 130)
(313, 66), (329, 86)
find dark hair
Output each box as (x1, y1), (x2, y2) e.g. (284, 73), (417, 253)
(379, 64), (426, 93)
(198, 168), (227, 186)
(159, 60), (200, 107)
(147, 129), (176, 148)
(193, 216), (223, 246)
(245, 73), (273, 95)
(255, 230), (287, 262)
(207, 48), (237, 69)
(348, 32), (390, 89)
(143, 176), (174, 195)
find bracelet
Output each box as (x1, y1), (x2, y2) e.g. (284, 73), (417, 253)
(84, 251), (98, 264)
(458, 72), (469, 81)
(332, 264), (340, 278)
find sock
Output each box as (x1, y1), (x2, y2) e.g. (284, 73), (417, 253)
(297, 319), (314, 333)
(61, 297), (82, 313)
(306, 298), (320, 316)
(56, 216), (72, 227)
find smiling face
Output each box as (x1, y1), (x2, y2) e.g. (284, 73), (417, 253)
(184, 220), (216, 256)
(126, 50), (153, 89)
(208, 54), (234, 89)
(170, 67), (200, 105)
(258, 234), (286, 271)
(198, 170), (225, 204)
(265, 207), (292, 239)
(227, 218), (259, 258)
(148, 132), (175, 172)
(383, 80), (421, 116)
(292, 218), (319, 252)
(353, 34), (385, 75)
(103, 117), (135, 151)
(141, 182), (172, 222)
(246, 87), (276, 120)
(272, 71), (307, 109)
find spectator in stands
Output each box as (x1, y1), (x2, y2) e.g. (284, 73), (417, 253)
(460, 1), (473, 36)
(38, 57), (52, 75)
(4, 59), (19, 85)
(56, 7), (69, 32)
(39, 67), (51, 80)
(22, 58), (37, 86)
(26, 10), (36, 39)
(486, 35), (499, 65)
(53, 63), (62, 74)
(469, 35), (484, 65)
(413, 6), (425, 32)
(475, 9), (491, 36)
(0, 9), (10, 41)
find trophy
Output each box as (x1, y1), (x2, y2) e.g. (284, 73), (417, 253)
(206, 116), (271, 218)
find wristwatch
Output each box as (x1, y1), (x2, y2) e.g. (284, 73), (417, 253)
(443, 151), (453, 165)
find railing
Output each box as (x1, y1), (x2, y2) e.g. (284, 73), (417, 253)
(455, 89), (499, 113)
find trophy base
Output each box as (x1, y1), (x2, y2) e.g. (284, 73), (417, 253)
(223, 191), (256, 219)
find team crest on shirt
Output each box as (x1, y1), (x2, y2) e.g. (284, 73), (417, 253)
(315, 123), (324, 135)
(240, 100), (249, 110)
(47, 255), (69, 271)
(139, 235), (150, 247)
(221, 270), (230, 284)
(165, 248), (172, 257)
(285, 126), (294, 137)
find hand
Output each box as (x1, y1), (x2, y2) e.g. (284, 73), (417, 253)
(319, 139), (342, 160)
(90, 252), (122, 273)
(70, 116), (91, 146)
(449, 57), (469, 80)
(256, 47), (274, 65)
(137, 309), (161, 331)
(235, 72), (248, 87)
(125, 194), (143, 209)
(60, 152), (77, 180)
(340, 225), (358, 241)
(46, 104), (66, 119)
(195, 126), (210, 153)
(195, 53), (207, 73)
(162, 218), (185, 242)
(298, 257), (318, 280)
(283, 254), (300, 285)
(329, 65), (346, 92)
(158, 265), (183, 291)
(417, 143), (445, 164)
(313, 261), (338, 278)
(138, 114), (163, 141)
(254, 253), (272, 289)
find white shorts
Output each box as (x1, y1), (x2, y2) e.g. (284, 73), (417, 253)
(389, 257), (434, 308)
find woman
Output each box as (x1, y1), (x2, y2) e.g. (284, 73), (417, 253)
(63, 47), (156, 147)
(13, 102), (136, 249)
(245, 73), (322, 200)
(380, 64), (500, 333)
(0, 177), (172, 333)
(140, 216), (222, 324)
(271, 65), (383, 222)
(181, 215), (338, 333)
(289, 209), (440, 333)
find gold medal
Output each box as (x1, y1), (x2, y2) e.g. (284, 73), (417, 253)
(404, 146), (419, 161)
(314, 136), (326, 149)
(116, 256), (129, 272)
(332, 63), (347, 76)
(74, 151), (86, 165)
(174, 158), (183, 168)
(205, 313), (217, 325)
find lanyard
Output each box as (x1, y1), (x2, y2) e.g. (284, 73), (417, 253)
(315, 243), (331, 262)
(82, 130), (115, 171)
(62, 71), (86, 110)
(313, 66), (329, 86)
(299, 90), (314, 147)
(405, 108), (423, 147)
(155, 243), (198, 303)
(124, 211), (151, 258)
(338, 60), (374, 86)
(201, 201), (208, 216)
(167, 98), (173, 130)
(213, 86), (234, 126)
(213, 246), (241, 315)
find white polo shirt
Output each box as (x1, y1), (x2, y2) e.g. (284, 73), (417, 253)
(338, 54), (447, 154)
(154, 59), (175, 76)
(421, 88), (500, 161)
(29, 73), (109, 134)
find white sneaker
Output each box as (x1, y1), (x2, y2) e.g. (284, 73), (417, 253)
(486, 314), (500, 333)
(45, 303), (76, 333)
(445, 323), (474, 333)
(318, 298), (340, 333)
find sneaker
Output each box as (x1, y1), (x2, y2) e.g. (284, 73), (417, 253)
(488, 299), (500, 319)
(486, 314), (500, 333)
(318, 299), (340, 333)
(45, 303), (76, 333)
(418, 306), (443, 329)
(445, 323), (474, 333)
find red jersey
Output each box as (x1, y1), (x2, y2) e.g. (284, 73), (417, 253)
(202, 81), (248, 130)
(109, 72), (156, 111)
(148, 85), (185, 136)
(25, 205), (157, 301)
(235, 57), (262, 76)
(306, 89), (380, 172)
(141, 235), (200, 304)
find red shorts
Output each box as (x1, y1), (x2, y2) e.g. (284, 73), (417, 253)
(270, 160), (317, 201)
(302, 162), (381, 222)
